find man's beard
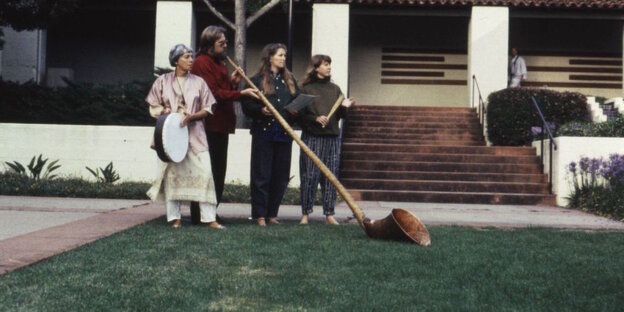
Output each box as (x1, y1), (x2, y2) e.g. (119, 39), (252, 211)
(211, 49), (227, 60)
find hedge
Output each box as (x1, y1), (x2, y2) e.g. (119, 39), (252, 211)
(486, 88), (589, 146)
(558, 116), (624, 137)
(0, 172), (150, 199)
(0, 172), (333, 205)
(0, 79), (154, 126)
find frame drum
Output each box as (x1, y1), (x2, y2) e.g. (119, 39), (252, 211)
(154, 113), (189, 163)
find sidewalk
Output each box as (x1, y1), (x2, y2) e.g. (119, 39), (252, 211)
(1, 195), (623, 275)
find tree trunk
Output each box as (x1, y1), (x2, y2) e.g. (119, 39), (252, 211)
(234, 0), (246, 71)
(234, 0), (247, 128)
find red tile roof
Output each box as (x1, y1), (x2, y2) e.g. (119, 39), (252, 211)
(301, 0), (624, 9)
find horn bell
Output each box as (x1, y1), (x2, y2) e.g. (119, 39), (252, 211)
(363, 208), (431, 246)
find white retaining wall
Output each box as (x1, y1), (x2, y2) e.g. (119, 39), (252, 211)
(0, 124), (302, 185)
(533, 137), (624, 206)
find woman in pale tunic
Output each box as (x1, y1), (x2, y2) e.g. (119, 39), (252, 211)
(146, 43), (224, 229)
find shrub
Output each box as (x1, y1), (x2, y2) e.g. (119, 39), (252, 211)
(5, 154), (61, 180)
(0, 172), (150, 199)
(487, 88), (589, 146)
(0, 79), (154, 126)
(0, 172), (338, 205)
(86, 162), (121, 184)
(566, 154), (624, 220)
(558, 116), (624, 137)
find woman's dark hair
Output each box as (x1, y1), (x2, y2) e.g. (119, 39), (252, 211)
(197, 25), (226, 55)
(255, 43), (296, 96)
(301, 54), (332, 86)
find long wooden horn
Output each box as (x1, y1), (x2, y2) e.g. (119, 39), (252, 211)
(227, 56), (366, 229)
(325, 95), (345, 121)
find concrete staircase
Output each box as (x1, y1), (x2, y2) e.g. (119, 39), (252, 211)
(340, 105), (556, 205)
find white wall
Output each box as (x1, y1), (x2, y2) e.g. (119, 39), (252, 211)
(0, 124), (302, 186)
(312, 3), (350, 94)
(154, 1), (195, 70)
(533, 137), (624, 206)
(468, 6), (509, 108)
(0, 27), (46, 83)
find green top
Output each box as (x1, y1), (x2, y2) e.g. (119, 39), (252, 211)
(299, 78), (346, 136)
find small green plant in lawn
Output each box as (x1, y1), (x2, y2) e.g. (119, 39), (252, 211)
(86, 162), (120, 183)
(4, 154), (60, 180)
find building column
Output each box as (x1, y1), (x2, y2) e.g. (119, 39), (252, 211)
(154, 1), (195, 70)
(312, 3), (350, 94)
(0, 27), (46, 84)
(468, 6), (509, 109)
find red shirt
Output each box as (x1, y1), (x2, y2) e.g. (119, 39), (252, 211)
(191, 54), (241, 134)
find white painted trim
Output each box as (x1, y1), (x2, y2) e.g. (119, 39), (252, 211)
(312, 3), (350, 94)
(154, 1), (195, 70)
(468, 6), (509, 107)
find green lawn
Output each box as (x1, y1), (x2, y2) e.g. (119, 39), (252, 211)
(1, 220), (623, 311)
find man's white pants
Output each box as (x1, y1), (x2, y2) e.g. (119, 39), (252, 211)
(166, 200), (216, 223)
(509, 76), (522, 87)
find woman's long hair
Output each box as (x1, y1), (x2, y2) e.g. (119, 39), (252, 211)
(301, 54), (332, 86)
(254, 43), (296, 96)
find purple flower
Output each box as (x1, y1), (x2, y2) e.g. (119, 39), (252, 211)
(601, 154), (624, 187)
(579, 157), (590, 172)
(589, 158), (602, 177)
(568, 162), (577, 174)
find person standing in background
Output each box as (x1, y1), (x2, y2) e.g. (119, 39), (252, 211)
(508, 47), (527, 87)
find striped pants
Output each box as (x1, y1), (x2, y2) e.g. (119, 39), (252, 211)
(299, 133), (341, 215)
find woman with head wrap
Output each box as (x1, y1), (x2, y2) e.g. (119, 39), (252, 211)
(145, 43), (224, 229)
(241, 43), (299, 227)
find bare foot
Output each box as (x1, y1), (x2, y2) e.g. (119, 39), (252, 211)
(172, 219), (181, 228)
(257, 218), (266, 227)
(326, 215), (339, 225)
(208, 221), (225, 229)
(300, 214), (309, 225)
(267, 218), (280, 225)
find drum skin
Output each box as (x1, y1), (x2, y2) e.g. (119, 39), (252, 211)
(154, 113), (189, 163)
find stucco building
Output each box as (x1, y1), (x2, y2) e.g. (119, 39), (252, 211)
(2, 0), (623, 107)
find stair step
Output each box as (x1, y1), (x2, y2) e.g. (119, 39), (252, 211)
(343, 143), (536, 156)
(343, 133), (484, 141)
(347, 121), (481, 129)
(348, 189), (556, 205)
(346, 127), (484, 135)
(352, 105), (475, 112)
(348, 114), (478, 121)
(349, 113), (478, 116)
(341, 160), (542, 174)
(340, 104), (551, 206)
(341, 151), (540, 164)
(340, 170), (547, 183)
(342, 179), (549, 194)
(343, 138), (486, 146)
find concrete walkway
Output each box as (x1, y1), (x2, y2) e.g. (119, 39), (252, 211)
(1, 195), (623, 275)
